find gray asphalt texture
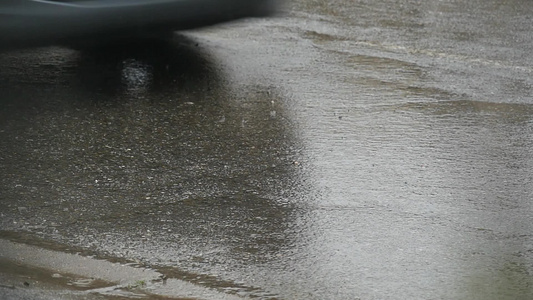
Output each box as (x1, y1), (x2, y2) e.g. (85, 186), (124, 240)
(2, 0), (533, 299)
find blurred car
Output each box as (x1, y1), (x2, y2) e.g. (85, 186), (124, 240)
(0, 0), (276, 51)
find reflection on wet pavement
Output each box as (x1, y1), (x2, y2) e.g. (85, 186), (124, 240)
(0, 35), (304, 298)
(2, 0), (533, 299)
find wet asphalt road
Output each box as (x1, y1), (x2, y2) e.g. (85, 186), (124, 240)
(2, 0), (533, 299)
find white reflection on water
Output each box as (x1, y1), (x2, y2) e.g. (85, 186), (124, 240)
(120, 59), (153, 96)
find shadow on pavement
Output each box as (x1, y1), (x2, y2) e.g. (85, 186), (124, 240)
(72, 35), (221, 99)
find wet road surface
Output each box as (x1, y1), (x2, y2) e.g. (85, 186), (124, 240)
(2, 0), (533, 299)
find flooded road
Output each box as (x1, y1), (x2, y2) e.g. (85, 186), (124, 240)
(2, 0), (533, 299)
